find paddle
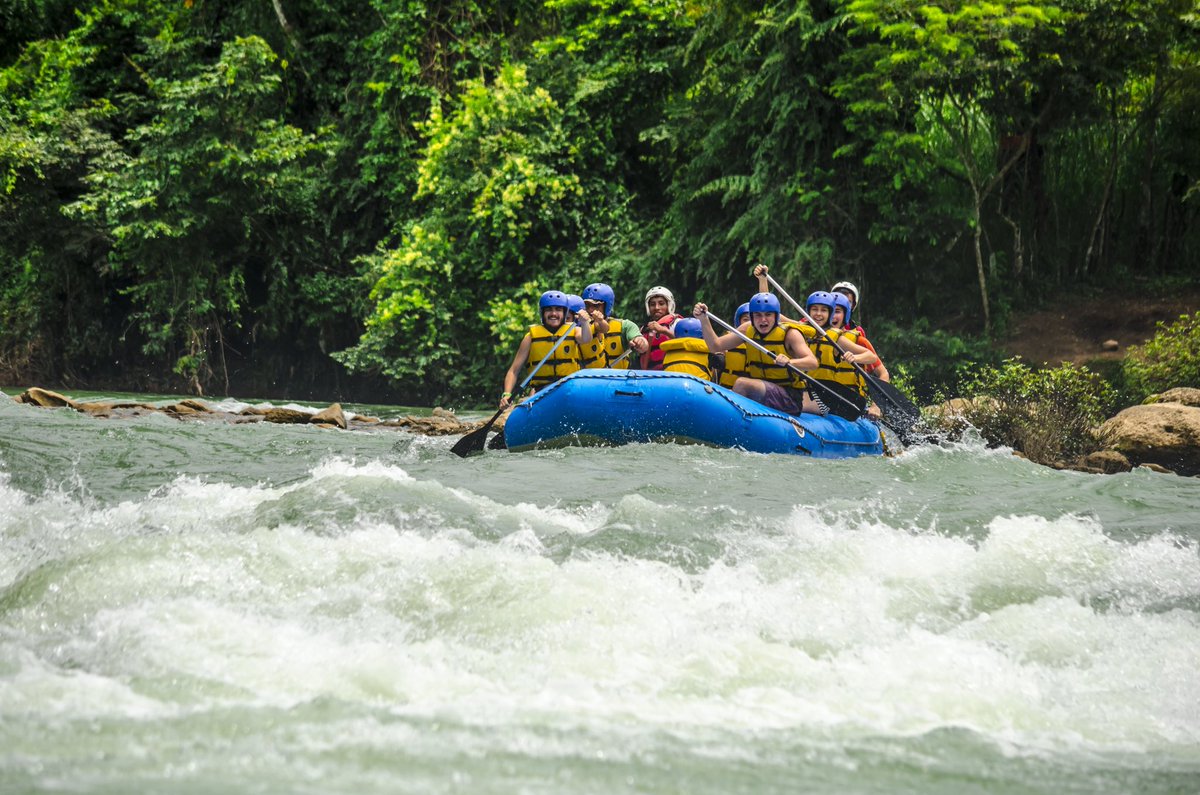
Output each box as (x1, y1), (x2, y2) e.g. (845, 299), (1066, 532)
(703, 311), (866, 419)
(763, 273), (922, 435)
(607, 345), (637, 368)
(450, 322), (577, 458)
(484, 337), (640, 452)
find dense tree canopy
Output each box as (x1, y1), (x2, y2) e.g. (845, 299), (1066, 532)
(1, 0), (1196, 402)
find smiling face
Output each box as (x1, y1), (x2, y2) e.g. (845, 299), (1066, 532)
(541, 305), (566, 329)
(808, 304), (831, 326)
(750, 311), (777, 335)
(832, 306), (846, 328)
(647, 295), (670, 321)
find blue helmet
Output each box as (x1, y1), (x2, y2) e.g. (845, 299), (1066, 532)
(733, 302), (751, 327)
(566, 294), (585, 315)
(748, 292), (780, 316)
(582, 283), (615, 316)
(539, 290), (569, 313)
(806, 291), (836, 313)
(831, 293), (853, 328)
(673, 317), (704, 339)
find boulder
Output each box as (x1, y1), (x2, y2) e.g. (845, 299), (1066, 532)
(164, 399), (212, 415)
(384, 412), (473, 436)
(1145, 387), (1200, 408)
(1099, 403), (1200, 476)
(16, 387), (78, 409)
(1101, 339), (1120, 352)
(310, 403), (347, 430)
(263, 408), (313, 424)
(1079, 449), (1132, 474)
(924, 396), (998, 434)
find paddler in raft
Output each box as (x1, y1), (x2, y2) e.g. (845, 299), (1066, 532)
(831, 279), (891, 382)
(660, 317), (714, 380)
(577, 283), (649, 369)
(640, 286), (683, 370)
(499, 290), (593, 409)
(692, 293), (825, 416)
(711, 301), (751, 389)
(795, 291), (879, 420)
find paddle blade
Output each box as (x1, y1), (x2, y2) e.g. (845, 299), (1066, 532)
(863, 377), (924, 442)
(486, 428), (507, 450)
(450, 408), (503, 458)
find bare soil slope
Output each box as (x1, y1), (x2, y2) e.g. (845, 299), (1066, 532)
(1000, 289), (1200, 366)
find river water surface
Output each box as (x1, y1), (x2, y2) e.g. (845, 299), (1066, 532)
(2, 391), (1198, 794)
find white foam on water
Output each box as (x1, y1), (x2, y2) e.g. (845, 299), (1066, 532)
(2, 459), (1199, 774)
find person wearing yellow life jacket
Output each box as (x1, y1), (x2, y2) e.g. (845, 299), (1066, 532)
(692, 293), (822, 416)
(578, 282), (649, 368)
(793, 291), (878, 420)
(564, 292), (596, 364)
(711, 302), (751, 388)
(830, 279), (891, 382)
(640, 286), (683, 370)
(660, 318), (714, 380)
(499, 290), (593, 409)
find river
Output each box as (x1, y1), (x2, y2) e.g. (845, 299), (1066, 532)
(2, 390), (1198, 794)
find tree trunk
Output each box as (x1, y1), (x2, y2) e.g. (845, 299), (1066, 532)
(972, 193), (990, 334)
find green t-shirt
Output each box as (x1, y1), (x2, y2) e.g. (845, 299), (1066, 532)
(615, 318), (641, 345)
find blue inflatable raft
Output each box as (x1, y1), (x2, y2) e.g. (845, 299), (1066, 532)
(502, 369), (885, 458)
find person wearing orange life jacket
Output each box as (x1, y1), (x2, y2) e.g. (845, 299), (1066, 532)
(793, 291), (878, 420)
(692, 293), (823, 416)
(828, 291), (884, 420)
(577, 283), (648, 369)
(831, 279), (891, 382)
(499, 290), (593, 409)
(660, 318), (714, 380)
(639, 286), (683, 370)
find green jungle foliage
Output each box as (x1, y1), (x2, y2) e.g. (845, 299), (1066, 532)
(1123, 312), (1200, 401)
(1, 0), (1197, 402)
(958, 358), (1117, 464)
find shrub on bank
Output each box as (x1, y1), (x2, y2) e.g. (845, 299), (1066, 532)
(1123, 312), (1200, 402)
(957, 358), (1117, 464)
(867, 319), (1002, 403)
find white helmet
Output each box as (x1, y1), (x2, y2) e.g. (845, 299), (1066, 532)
(831, 280), (859, 306)
(644, 286), (676, 315)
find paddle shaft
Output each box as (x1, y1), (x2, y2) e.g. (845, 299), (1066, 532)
(608, 346), (636, 367)
(704, 312), (863, 416)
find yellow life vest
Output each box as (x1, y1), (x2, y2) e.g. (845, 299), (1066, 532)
(717, 346), (749, 389)
(526, 323), (580, 388)
(577, 320), (606, 369)
(745, 324), (805, 388)
(794, 324), (866, 397)
(579, 317), (630, 369)
(660, 337), (713, 380)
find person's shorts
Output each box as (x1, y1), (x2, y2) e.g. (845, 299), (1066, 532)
(759, 382), (810, 415)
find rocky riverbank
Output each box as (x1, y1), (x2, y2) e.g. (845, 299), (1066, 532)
(10, 387), (502, 437)
(928, 387), (1200, 478)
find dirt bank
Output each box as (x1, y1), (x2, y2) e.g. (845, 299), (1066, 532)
(1000, 289), (1200, 366)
